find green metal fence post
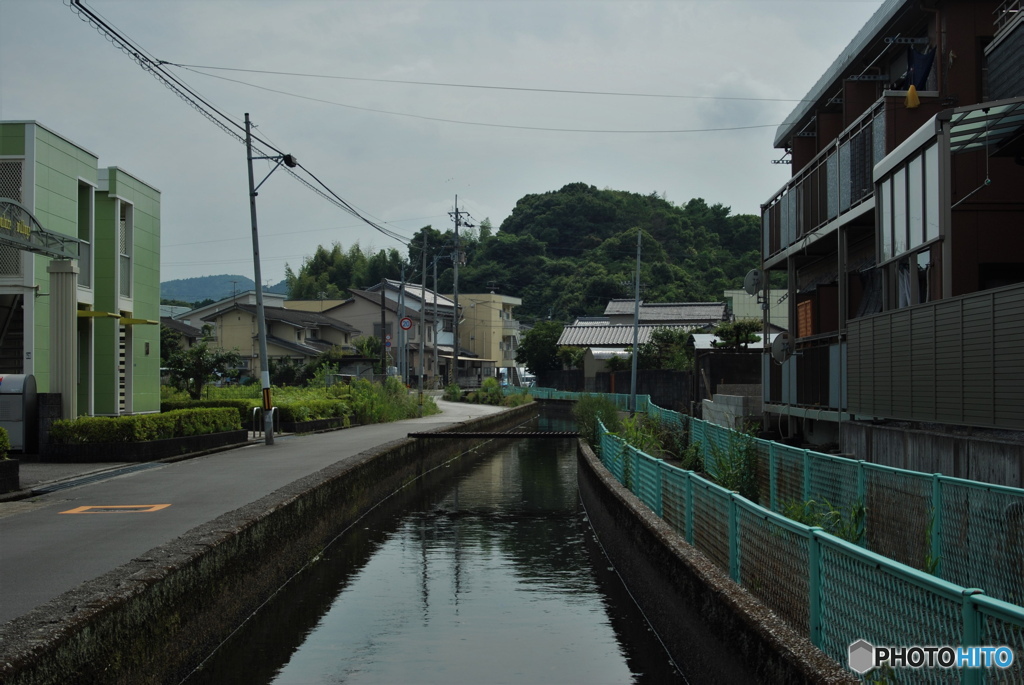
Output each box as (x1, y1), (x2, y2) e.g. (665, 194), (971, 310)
(931, 474), (943, 577)
(961, 589), (984, 685)
(803, 449), (812, 502)
(808, 527), (824, 648)
(769, 443), (778, 512)
(654, 460), (663, 517)
(729, 495), (740, 582)
(857, 461), (867, 548)
(685, 473), (694, 544)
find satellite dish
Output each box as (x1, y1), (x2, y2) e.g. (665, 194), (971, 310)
(771, 331), (793, 363)
(743, 269), (764, 296)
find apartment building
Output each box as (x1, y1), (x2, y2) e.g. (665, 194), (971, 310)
(0, 121), (160, 420)
(760, 1), (1024, 478)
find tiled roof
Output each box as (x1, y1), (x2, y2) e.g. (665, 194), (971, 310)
(572, 316), (610, 326)
(202, 304), (360, 334)
(557, 324), (699, 347)
(603, 300), (728, 323)
(160, 316), (202, 338)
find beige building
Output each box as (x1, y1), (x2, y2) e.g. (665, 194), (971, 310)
(201, 303), (359, 379)
(458, 293), (522, 384)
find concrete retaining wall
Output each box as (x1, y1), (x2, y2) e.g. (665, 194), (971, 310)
(577, 440), (855, 684)
(0, 404), (537, 685)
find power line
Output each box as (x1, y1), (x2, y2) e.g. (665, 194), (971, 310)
(66, 0), (409, 247)
(165, 62), (815, 104)
(174, 65), (781, 134)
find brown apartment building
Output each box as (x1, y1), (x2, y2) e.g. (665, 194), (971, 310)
(760, 0), (1024, 483)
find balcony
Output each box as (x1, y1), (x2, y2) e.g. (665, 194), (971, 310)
(847, 282), (1024, 430)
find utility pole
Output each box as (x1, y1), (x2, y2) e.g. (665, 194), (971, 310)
(433, 257), (440, 388)
(630, 228), (642, 414)
(245, 114), (296, 445)
(448, 195), (473, 387)
(380, 279), (387, 376)
(419, 230), (427, 413)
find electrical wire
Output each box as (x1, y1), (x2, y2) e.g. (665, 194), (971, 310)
(174, 65), (781, 135)
(66, 0), (410, 247)
(166, 61), (815, 104)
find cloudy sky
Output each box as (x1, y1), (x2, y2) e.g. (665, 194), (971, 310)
(1, 0), (883, 286)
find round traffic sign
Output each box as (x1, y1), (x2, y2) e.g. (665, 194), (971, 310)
(385, 334), (392, 341)
(400, 317), (413, 330)
(385, 341), (392, 348)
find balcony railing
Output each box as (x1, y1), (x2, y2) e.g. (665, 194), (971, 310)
(847, 282), (1024, 430)
(763, 100), (886, 261)
(994, 0), (1022, 34)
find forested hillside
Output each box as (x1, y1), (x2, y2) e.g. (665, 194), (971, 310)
(265, 183), (762, 323)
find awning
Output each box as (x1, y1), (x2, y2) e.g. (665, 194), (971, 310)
(77, 311), (120, 319)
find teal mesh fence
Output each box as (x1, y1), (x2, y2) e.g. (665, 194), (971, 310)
(567, 389), (1024, 682)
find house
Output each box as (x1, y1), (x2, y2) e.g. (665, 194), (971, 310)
(328, 286), (448, 387)
(201, 303), (360, 380)
(603, 299), (729, 327)
(760, 0), (1024, 480)
(160, 316), (203, 351)
(0, 121), (160, 421)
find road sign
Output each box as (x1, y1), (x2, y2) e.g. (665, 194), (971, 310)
(400, 317), (413, 330)
(385, 341), (392, 348)
(385, 334), (392, 341)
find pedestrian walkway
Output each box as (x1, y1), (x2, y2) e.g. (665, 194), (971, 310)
(0, 400), (510, 625)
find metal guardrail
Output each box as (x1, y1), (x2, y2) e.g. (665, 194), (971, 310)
(251, 406), (279, 436)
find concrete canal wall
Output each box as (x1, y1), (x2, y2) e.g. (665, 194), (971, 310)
(0, 405), (536, 685)
(577, 440), (855, 684)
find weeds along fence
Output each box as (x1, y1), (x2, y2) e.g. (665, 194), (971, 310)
(596, 419), (1024, 684)
(512, 387), (1024, 681)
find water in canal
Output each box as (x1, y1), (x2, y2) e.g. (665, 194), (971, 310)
(185, 412), (686, 684)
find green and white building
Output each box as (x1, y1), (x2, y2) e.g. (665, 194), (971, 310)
(0, 121), (161, 418)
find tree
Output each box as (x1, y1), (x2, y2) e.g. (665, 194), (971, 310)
(636, 327), (693, 370)
(160, 324), (182, 367)
(712, 319), (762, 349)
(557, 346), (586, 370)
(166, 342), (242, 400)
(515, 320), (564, 375)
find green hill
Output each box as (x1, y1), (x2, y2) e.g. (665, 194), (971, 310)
(161, 275), (288, 305)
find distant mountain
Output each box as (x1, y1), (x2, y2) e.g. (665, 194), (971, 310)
(161, 275), (288, 305)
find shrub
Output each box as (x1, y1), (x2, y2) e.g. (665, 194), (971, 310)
(0, 427), (9, 459)
(781, 498), (866, 545)
(572, 394), (622, 448)
(708, 430), (759, 503)
(443, 384), (462, 402)
(49, 408), (241, 444)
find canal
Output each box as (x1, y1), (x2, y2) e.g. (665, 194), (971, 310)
(183, 410), (687, 684)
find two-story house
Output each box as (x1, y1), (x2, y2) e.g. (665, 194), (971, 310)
(0, 121), (161, 421)
(201, 303), (360, 380)
(760, 0), (1024, 482)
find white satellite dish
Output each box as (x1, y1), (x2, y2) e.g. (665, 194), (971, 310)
(771, 331), (793, 363)
(743, 269), (764, 296)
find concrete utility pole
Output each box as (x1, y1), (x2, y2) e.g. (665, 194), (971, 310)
(380, 279), (387, 376)
(448, 196), (473, 387)
(630, 228), (642, 414)
(419, 230), (427, 413)
(245, 113), (297, 445)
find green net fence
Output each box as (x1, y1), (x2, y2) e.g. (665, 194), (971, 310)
(527, 386), (1024, 681)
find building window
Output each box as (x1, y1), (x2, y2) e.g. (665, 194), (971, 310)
(77, 182), (93, 288)
(119, 202), (133, 298)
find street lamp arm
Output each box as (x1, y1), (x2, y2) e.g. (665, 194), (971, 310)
(251, 154), (298, 194)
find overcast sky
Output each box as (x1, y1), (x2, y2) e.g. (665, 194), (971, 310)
(1, 0), (883, 286)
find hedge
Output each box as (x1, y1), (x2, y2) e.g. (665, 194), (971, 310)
(49, 408), (241, 445)
(161, 399), (351, 425)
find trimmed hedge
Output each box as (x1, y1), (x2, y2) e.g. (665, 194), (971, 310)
(49, 408), (241, 445)
(0, 427), (9, 459)
(162, 399), (351, 426)
(162, 400), (255, 426)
